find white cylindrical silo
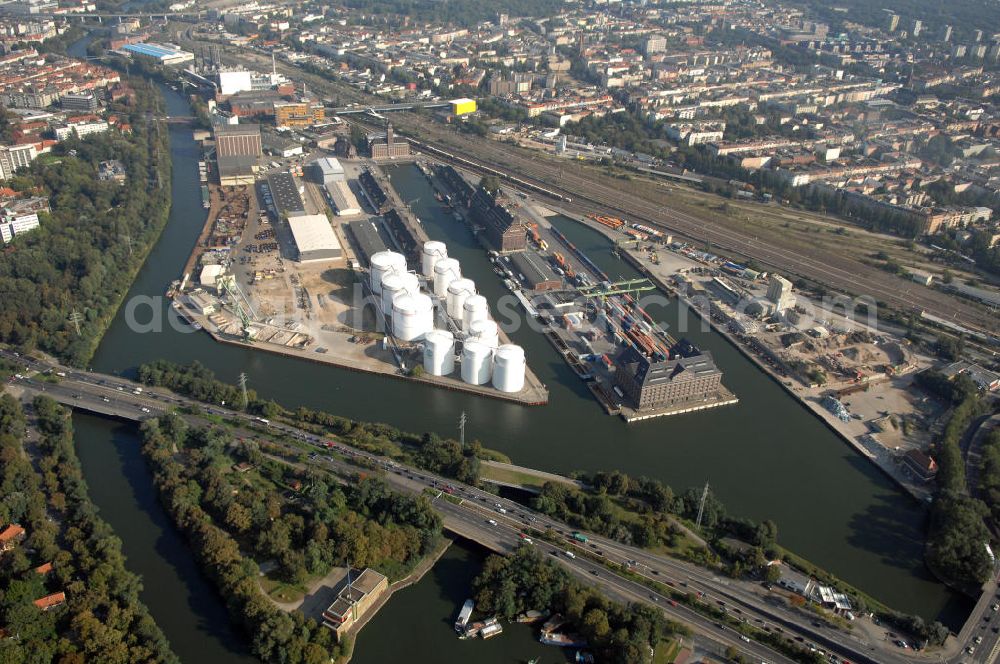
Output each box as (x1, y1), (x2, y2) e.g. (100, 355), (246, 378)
(380, 271), (419, 315)
(392, 292), (434, 342)
(468, 318), (499, 348)
(423, 329), (455, 376)
(492, 344), (526, 393)
(432, 257), (461, 298)
(461, 294), (489, 332)
(370, 250), (406, 295)
(445, 278), (476, 320)
(461, 339), (494, 385)
(421, 241), (448, 279)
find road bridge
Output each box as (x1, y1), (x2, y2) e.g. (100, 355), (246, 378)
(1, 348), (990, 664)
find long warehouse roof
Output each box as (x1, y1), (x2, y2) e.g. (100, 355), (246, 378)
(122, 43), (186, 58)
(288, 214), (341, 253)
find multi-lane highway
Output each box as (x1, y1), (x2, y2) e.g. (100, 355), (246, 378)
(3, 349), (997, 664)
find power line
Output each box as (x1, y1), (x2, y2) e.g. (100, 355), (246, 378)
(238, 372), (249, 410)
(68, 311), (85, 336)
(695, 480), (710, 530)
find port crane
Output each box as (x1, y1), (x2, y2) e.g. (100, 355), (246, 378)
(577, 278), (655, 301)
(220, 277), (258, 341)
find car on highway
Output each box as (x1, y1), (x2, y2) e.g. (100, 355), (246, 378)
(564, 551), (575, 559)
(102, 397), (110, 403)
(140, 407), (150, 413)
(487, 519), (497, 526)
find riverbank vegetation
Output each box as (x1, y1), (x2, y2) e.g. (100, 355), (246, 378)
(139, 413), (442, 662)
(136, 360), (507, 483)
(918, 370), (995, 592)
(473, 545), (677, 664)
(532, 469), (954, 645)
(0, 395), (177, 663)
(0, 76), (171, 367)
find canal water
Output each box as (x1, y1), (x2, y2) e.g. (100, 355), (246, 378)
(65, 33), (968, 663)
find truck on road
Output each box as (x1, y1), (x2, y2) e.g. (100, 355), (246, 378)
(571, 532), (589, 543)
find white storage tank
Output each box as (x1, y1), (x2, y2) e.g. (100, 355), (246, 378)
(392, 292), (434, 342)
(462, 294), (489, 332)
(422, 329), (455, 376)
(461, 339), (494, 385)
(445, 278), (476, 320)
(369, 250), (406, 295)
(380, 271), (419, 315)
(421, 241), (448, 278)
(432, 257), (462, 298)
(468, 318), (499, 348)
(492, 344), (526, 393)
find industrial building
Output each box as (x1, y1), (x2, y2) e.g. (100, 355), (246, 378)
(613, 345), (724, 411)
(325, 180), (362, 216)
(470, 185), (526, 253)
(450, 98), (477, 116)
(267, 172), (307, 217)
(274, 100), (325, 128)
(215, 124), (263, 158)
(311, 157), (346, 186)
(367, 122), (410, 159)
(217, 155), (257, 186)
(766, 274), (795, 313)
(347, 219), (388, 267)
(322, 568), (388, 641)
(287, 214), (343, 262)
(120, 42), (194, 66)
(509, 251), (561, 291)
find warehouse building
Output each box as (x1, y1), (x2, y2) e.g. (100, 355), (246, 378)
(613, 346), (724, 411)
(470, 185), (526, 253)
(288, 214), (342, 262)
(218, 155), (256, 186)
(312, 157), (346, 186)
(509, 251), (561, 291)
(215, 124), (263, 158)
(325, 180), (362, 216)
(347, 219), (388, 267)
(121, 42), (194, 66)
(267, 172), (306, 217)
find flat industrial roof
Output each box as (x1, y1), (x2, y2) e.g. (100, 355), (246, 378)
(326, 180), (361, 215)
(267, 172), (305, 214)
(288, 214), (341, 254)
(348, 219), (387, 265)
(122, 43), (186, 58)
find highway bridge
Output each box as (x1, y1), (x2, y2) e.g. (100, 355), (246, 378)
(0, 10), (204, 21)
(2, 348), (994, 664)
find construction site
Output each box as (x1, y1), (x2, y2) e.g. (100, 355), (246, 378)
(556, 207), (945, 498)
(171, 150), (548, 406)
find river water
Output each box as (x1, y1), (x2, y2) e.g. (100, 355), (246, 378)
(65, 31), (968, 664)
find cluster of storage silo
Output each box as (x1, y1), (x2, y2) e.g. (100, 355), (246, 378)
(373, 242), (525, 393)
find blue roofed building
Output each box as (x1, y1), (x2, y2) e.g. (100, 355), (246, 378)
(120, 43), (194, 66)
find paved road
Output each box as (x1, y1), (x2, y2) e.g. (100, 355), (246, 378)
(4, 349), (998, 664)
(240, 44), (999, 337)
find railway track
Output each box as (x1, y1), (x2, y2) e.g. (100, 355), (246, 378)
(393, 122), (997, 336)
(210, 43), (996, 336)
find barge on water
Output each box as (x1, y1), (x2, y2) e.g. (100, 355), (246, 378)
(454, 599), (474, 633)
(200, 185), (210, 209)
